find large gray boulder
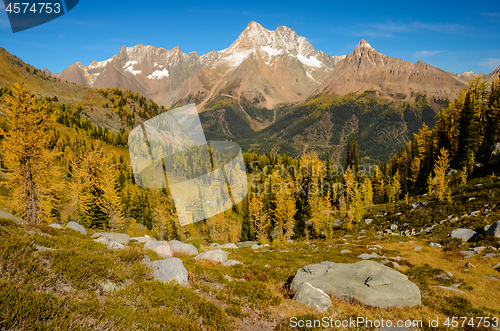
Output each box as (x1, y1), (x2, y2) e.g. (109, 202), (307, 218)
(237, 241), (259, 248)
(218, 243), (238, 249)
(144, 239), (163, 250)
(0, 210), (26, 225)
(48, 223), (63, 229)
(65, 221), (87, 235)
(151, 258), (188, 285)
(154, 245), (172, 257)
(222, 259), (242, 266)
(293, 282), (332, 313)
(194, 249), (228, 263)
(290, 263), (329, 292)
(293, 260), (421, 309)
(130, 236), (150, 243)
(93, 236), (110, 245)
(168, 240), (198, 255)
(486, 221), (500, 238)
(91, 232), (130, 245)
(449, 228), (478, 242)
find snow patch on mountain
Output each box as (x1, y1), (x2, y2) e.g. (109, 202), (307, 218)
(261, 46), (283, 57)
(123, 60), (141, 75)
(123, 61), (138, 69)
(125, 67), (141, 75)
(222, 49), (253, 68)
(147, 68), (169, 79)
(297, 54), (323, 68)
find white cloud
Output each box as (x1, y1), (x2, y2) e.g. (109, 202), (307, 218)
(337, 21), (471, 38)
(481, 12), (500, 17)
(413, 50), (444, 58)
(479, 58), (500, 70)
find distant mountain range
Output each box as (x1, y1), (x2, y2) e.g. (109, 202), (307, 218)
(55, 21), (500, 111)
(2, 21), (499, 162)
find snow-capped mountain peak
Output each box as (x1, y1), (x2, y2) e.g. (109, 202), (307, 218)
(56, 21), (347, 109)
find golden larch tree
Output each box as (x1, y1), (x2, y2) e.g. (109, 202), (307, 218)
(0, 83), (60, 223)
(249, 191), (269, 242)
(433, 148), (450, 202)
(275, 175), (297, 241)
(99, 156), (124, 231)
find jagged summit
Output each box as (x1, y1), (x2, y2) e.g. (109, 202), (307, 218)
(223, 21), (320, 60)
(357, 39), (373, 49)
(353, 39), (379, 58)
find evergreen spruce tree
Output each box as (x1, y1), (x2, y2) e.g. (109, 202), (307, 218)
(344, 133), (359, 175)
(457, 92), (478, 171)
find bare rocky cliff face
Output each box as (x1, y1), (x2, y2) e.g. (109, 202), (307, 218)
(486, 66), (500, 85)
(314, 40), (467, 101)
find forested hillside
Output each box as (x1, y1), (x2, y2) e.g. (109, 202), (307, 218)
(0, 76), (498, 245)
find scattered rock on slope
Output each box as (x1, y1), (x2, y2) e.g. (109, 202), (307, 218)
(65, 221), (87, 235)
(236, 241), (259, 248)
(449, 228), (478, 242)
(486, 221), (500, 238)
(151, 258), (188, 285)
(154, 245), (172, 257)
(194, 249), (228, 263)
(91, 232), (130, 245)
(222, 259), (242, 266)
(144, 239), (163, 250)
(0, 210), (26, 226)
(94, 236), (110, 245)
(130, 236), (150, 243)
(48, 223), (63, 229)
(218, 243), (239, 249)
(168, 240), (198, 255)
(358, 252), (382, 259)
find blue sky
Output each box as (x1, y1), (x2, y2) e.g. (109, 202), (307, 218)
(0, 0), (499, 74)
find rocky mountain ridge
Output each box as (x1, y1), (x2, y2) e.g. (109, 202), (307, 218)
(56, 21), (497, 112)
(56, 22), (346, 110)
